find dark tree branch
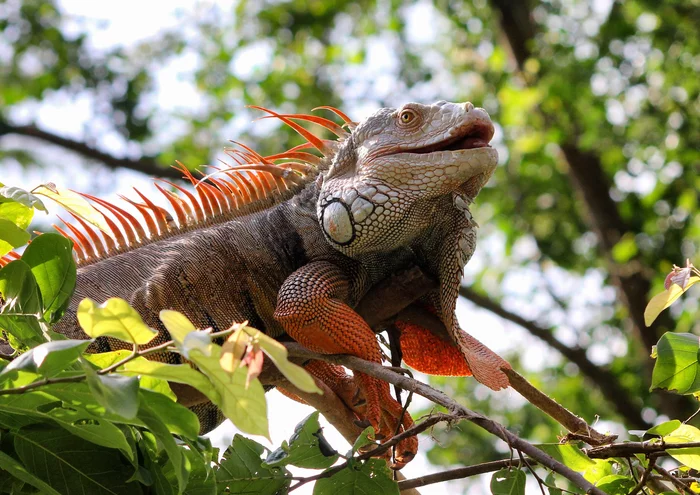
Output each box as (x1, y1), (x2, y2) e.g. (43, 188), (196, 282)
(285, 343), (607, 495)
(587, 440), (700, 459)
(0, 120), (183, 180)
(459, 286), (649, 428)
(398, 458), (538, 490)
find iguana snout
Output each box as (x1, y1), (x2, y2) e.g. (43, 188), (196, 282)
(317, 100), (498, 255)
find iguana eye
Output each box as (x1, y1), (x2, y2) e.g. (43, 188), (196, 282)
(398, 109), (417, 125)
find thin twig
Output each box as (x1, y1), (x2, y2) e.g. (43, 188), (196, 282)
(285, 343), (607, 495)
(654, 465), (692, 493)
(587, 441), (700, 458)
(628, 457), (656, 495)
(288, 413), (455, 492)
(398, 458), (535, 490)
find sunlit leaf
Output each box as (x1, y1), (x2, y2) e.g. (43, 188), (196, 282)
(0, 218), (30, 256)
(664, 424), (700, 470)
(651, 332), (700, 394)
(77, 297), (158, 345)
(34, 184), (110, 234)
(644, 277), (700, 326)
(21, 233), (76, 323)
(0, 259), (44, 346)
(159, 310), (269, 437)
(646, 419), (681, 437)
(595, 474), (635, 495)
(252, 327), (322, 394)
(0, 186), (47, 212)
(1, 339), (89, 378)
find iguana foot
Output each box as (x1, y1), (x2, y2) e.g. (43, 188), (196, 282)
(303, 361), (417, 468)
(275, 261), (418, 467)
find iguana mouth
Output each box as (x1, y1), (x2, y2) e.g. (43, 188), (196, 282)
(407, 121), (494, 155)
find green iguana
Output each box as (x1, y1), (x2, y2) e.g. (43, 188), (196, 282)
(1, 100), (511, 468)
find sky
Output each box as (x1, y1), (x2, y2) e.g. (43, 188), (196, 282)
(0, 1), (628, 493)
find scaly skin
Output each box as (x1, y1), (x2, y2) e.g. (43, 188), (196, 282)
(48, 101), (510, 468)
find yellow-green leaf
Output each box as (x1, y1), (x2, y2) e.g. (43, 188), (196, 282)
(247, 327), (322, 394)
(644, 276), (700, 326)
(665, 424), (700, 470)
(33, 184), (110, 234)
(159, 311), (269, 438)
(77, 298), (158, 345)
(158, 309), (197, 344)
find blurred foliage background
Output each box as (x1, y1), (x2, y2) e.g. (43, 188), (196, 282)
(1, 0), (699, 491)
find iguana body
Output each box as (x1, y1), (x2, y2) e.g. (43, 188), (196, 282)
(11, 101), (510, 467)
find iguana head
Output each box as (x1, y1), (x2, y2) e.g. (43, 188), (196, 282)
(318, 100), (497, 255)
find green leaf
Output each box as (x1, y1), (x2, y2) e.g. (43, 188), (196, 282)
(251, 328), (323, 394)
(216, 434), (291, 494)
(160, 310), (269, 437)
(595, 474), (635, 495)
(140, 388), (200, 439)
(645, 277), (700, 326)
(158, 309), (197, 343)
(646, 419), (681, 436)
(138, 401), (189, 493)
(0, 260), (44, 346)
(77, 297), (158, 345)
(180, 447), (216, 495)
(536, 444), (595, 471)
(0, 450), (61, 495)
(583, 460), (614, 485)
(351, 425), (377, 455)
(651, 332), (700, 394)
(0, 389), (134, 460)
(34, 184), (110, 233)
(264, 411), (339, 469)
(110, 355), (206, 403)
(85, 366), (140, 419)
(0, 186), (47, 213)
(1, 339), (90, 378)
(545, 472), (561, 495)
(21, 233), (77, 323)
(664, 424), (700, 470)
(0, 196), (35, 229)
(0, 218), (30, 256)
(314, 459), (399, 495)
(13, 424), (142, 495)
(490, 468), (526, 495)
(83, 350), (177, 401)
(139, 432), (176, 495)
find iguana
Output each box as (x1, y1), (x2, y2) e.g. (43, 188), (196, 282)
(1, 100), (510, 468)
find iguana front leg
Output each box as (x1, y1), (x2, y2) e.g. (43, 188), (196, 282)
(274, 261), (417, 467)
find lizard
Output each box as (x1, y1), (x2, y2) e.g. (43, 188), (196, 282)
(0, 100), (511, 468)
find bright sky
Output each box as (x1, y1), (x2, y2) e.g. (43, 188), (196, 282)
(1, 1), (627, 493)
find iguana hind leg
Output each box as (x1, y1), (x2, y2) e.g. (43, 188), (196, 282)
(274, 261), (417, 467)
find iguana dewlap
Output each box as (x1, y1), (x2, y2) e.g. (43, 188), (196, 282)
(9, 101), (511, 468)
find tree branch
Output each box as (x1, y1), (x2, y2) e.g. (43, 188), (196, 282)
(459, 286), (649, 428)
(398, 458), (538, 490)
(0, 120), (183, 180)
(285, 343), (607, 495)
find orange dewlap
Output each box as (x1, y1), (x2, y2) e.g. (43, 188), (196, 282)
(395, 321), (472, 376)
